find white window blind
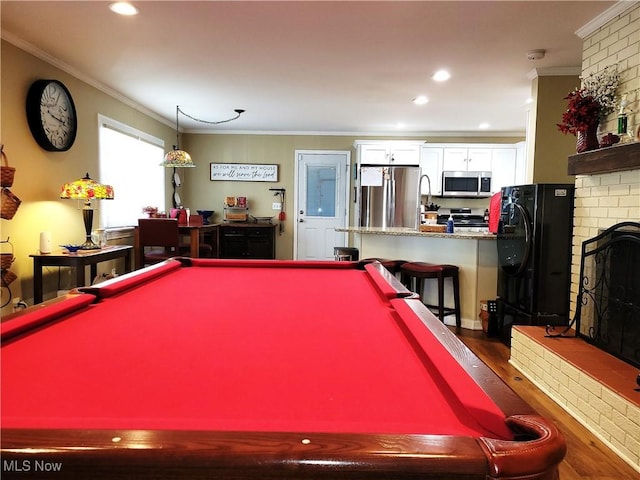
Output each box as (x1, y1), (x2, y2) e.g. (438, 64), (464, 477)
(98, 115), (165, 228)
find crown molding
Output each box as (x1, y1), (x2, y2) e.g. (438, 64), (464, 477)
(1, 30), (174, 130)
(186, 129), (525, 138)
(527, 67), (582, 80)
(575, 0), (640, 39)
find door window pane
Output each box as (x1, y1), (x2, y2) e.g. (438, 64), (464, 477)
(306, 166), (336, 217)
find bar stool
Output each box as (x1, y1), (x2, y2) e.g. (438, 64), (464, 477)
(334, 247), (359, 261)
(400, 262), (461, 327)
(359, 258), (407, 276)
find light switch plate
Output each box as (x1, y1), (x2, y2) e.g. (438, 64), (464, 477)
(272, 202), (282, 210)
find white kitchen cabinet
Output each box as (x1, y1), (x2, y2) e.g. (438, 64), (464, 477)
(423, 143), (520, 196)
(355, 140), (421, 165)
(419, 147), (443, 196)
(443, 147), (492, 171)
(515, 142), (527, 186)
(490, 148), (518, 193)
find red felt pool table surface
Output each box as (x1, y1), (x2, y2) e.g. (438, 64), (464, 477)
(1, 258), (565, 480)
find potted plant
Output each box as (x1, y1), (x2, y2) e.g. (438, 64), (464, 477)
(557, 66), (619, 153)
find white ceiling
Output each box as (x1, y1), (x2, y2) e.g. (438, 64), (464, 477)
(1, 1), (621, 136)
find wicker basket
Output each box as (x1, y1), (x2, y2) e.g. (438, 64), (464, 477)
(1, 269), (17, 286)
(0, 253), (14, 270)
(1, 188), (21, 220)
(0, 145), (15, 188)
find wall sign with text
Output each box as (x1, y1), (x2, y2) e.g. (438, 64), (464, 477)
(210, 163), (278, 182)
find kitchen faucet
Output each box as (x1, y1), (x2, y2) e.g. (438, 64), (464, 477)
(417, 174), (432, 227)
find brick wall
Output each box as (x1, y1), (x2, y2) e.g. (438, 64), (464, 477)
(510, 328), (640, 472)
(571, 3), (640, 316)
(511, 5), (640, 472)
(581, 3), (639, 136)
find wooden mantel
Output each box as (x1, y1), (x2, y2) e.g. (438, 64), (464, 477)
(567, 141), (640, 175)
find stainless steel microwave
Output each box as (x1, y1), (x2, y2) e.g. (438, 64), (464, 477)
(442, 171), (492, 197)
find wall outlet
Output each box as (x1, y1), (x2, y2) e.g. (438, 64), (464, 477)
(272, 202), (282, 210)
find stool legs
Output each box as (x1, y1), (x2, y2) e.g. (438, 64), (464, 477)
(452, 273), (461, 327)
(437, 274), (445, 323)
(401, 263), (461, 328)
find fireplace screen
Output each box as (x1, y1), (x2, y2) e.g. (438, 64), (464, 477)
(548, 222), (640, 369)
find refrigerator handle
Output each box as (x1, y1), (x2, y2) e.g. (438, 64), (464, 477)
(363, 186), (371, 228)
(388, 171), (395, 228)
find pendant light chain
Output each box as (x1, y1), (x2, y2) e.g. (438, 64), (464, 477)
(174, 105), (181, 149)
(177, 106), (245, 125)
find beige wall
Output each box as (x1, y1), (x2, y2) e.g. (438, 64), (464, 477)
(529, 74), (581, 184)
(1, 41), (175, 311)
(180, 133), (524, 260)
(180, 134), (357, 259)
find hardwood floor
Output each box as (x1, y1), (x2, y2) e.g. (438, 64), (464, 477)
(454, 328), (638, 480)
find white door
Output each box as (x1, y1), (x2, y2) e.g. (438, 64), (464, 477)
(294, 150), (350, 260)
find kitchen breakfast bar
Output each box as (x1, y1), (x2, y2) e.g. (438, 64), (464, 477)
(336, 226), (498, 330)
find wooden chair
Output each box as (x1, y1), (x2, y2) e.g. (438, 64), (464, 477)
(137, 218), (181, 268)
(181, 214), (213, 257)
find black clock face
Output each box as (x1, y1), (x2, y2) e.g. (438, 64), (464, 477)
(26, 80), (77, 151)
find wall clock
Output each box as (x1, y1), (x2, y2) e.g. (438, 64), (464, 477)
(26, 79), (77, 152)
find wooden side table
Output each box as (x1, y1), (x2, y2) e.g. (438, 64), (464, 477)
(30, 245), (133, 304)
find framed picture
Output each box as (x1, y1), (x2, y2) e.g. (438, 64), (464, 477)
(210, 163), (278, 182)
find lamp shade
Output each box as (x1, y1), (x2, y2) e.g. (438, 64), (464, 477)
(60, 173), (114, 200)
(60, 173), (114, 250)
(160, 147), (196, 168)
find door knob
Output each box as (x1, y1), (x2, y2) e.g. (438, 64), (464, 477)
(299, 210), (304, 214)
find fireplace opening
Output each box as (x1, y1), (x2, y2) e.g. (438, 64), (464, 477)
(547, 222), (640, 369)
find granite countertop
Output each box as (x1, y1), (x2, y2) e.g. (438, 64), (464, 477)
(336, 226), (497, 240)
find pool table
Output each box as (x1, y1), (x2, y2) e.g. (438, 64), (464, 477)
(1, 258), (565, 479)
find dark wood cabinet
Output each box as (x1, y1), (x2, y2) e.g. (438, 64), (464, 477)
(219, 224), (276, 259)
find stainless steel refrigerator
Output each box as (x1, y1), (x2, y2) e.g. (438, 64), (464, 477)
(358, 165), (421, 228)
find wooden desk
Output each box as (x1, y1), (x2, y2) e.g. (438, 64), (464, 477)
(30, 245), (133, 304)
(179, 223), (220, 258)
(133, 223), (220, 269)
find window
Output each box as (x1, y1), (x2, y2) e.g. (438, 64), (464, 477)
(306, 165), (337, 217)
(98, 115), (165, 228)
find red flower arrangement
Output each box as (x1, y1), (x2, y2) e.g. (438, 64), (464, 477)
(557, 88), (601, 136)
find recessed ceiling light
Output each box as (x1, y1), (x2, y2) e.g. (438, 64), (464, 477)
(478, 122), (490, 129)
(109, 2), (139, 16)
(413, 96), (429, 105)
(432, 70), (451, 82)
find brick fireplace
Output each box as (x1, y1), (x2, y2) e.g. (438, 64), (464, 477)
(510, 142), (640, 473)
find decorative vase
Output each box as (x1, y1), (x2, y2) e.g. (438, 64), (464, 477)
(576, 122), (599, 153)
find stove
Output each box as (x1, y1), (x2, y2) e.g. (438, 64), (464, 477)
(437, 208), (488, 228)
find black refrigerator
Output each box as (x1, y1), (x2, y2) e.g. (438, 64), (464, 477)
(496, 183), (575, 344)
